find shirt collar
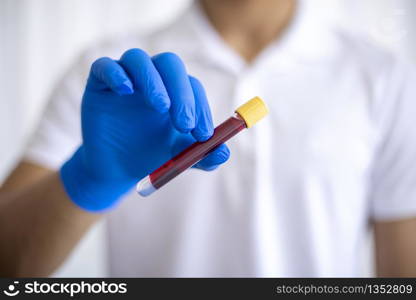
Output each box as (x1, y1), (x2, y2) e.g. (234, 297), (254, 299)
(181, 0), (339, 75)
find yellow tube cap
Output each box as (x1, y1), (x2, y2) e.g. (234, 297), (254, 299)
(235, 96), (268, 128)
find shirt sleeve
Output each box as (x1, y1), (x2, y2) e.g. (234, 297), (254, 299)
(23, 54), (90, 170)
(369, 57), (416, 220)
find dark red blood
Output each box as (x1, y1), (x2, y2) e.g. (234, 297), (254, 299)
(150, 116), (246, 189)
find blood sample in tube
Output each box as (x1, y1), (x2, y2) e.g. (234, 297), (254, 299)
(137, 96), (268, 196)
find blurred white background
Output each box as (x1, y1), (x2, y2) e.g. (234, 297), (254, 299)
(1, 0), (416, 277)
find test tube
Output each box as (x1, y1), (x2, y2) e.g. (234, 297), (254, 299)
(137, 96), (268, 196)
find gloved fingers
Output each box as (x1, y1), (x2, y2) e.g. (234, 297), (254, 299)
(171, 134), (195, 157)
(88, 57), (134, 96)
(189, 76), (214, 142)
(119, 48), (170, 113)
(193, 144), (230, 171)
(152, 52), (196, 133)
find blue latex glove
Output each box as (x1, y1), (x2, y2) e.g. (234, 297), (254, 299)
(60, 49), (230, 212)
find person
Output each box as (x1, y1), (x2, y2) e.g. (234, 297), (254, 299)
(1, 0), (416, 277)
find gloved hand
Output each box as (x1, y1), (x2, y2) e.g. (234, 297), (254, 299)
(60, 49), (230, 212)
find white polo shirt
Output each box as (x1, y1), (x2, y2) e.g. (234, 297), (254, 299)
(25, 1), (416, 276)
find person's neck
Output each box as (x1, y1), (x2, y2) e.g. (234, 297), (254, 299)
(200, 0), (296, 63)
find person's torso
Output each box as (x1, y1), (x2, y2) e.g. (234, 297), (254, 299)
(101, 2), (387, 277)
